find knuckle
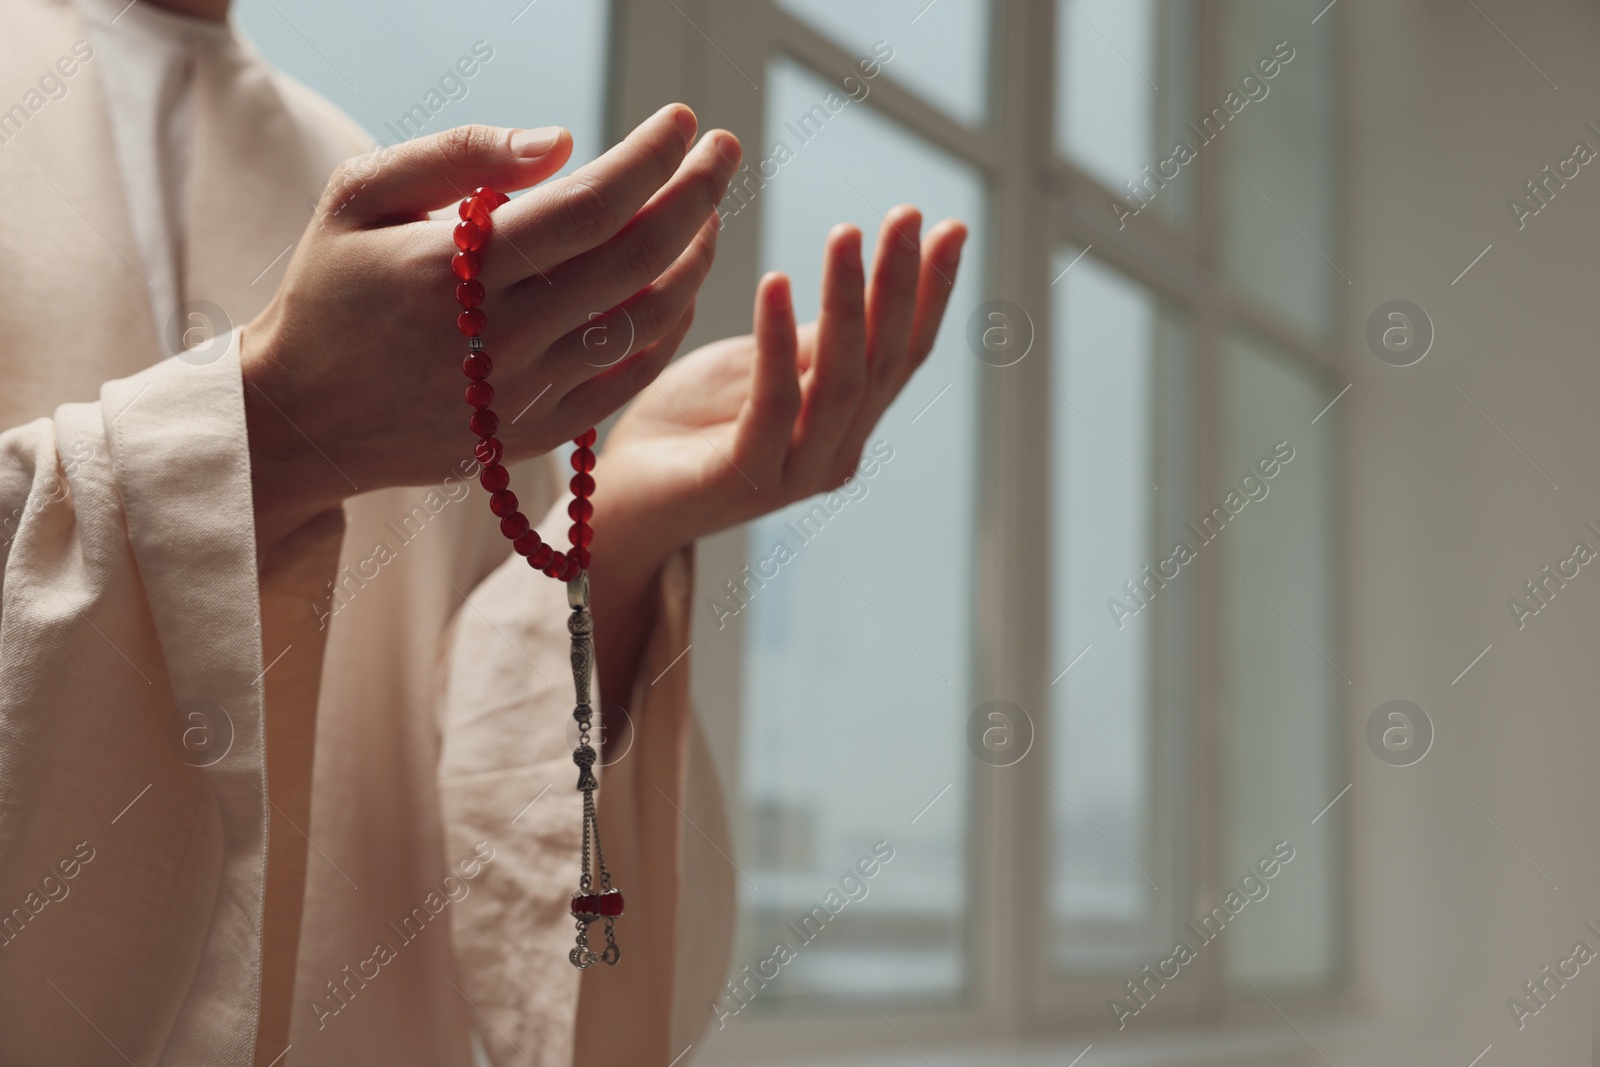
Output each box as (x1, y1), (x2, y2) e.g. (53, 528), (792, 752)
(440, 124), (497, 170)
(326, 158), (357, 196)
(826, 369), (867, 407)
(625, 228), (669, 280)
(760, 384), (802, 420)
(322, 158), (370, 221)
(624, 347), (672, 392)
(632, 291), (675, 342)
(562, 176), (615, 241)
(698, 166), (726, 208)
(639, 131), (683, 183)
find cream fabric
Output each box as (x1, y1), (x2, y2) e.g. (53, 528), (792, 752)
(0, 2), (733, 1065)
(74, 0), (217, 351)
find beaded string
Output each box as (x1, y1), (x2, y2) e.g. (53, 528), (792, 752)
(452, 186), (622, 968)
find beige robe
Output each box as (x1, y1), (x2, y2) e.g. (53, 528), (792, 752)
(0, 2), (733, 1064)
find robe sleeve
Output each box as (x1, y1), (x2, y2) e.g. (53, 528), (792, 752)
(0, 334), (271, 1067)
(436, 470), (734, 1067)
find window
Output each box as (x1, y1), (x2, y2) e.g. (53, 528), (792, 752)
(647, 1), (1345, 1058)
(775, 0), (991, 125)
(732, 56), (985, 1006)
(1048, 251), (1191, 975)
(237, 0), (611, 179)
(1057, 0), (1196, 223)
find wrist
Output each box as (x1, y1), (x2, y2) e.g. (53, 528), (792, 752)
(240, 321), (347, 554)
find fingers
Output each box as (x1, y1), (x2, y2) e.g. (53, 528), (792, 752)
(322, 124), (574, 226)
(831, 218), (967, 475)
(786, 224), (867, 485)
(554, 303), (697, 432)
(833, 207), (928, 457)
(905, 220), (968, 369)
(863, 206), (923, 400)
(485, 104), (700, 287)
(802, 216), (966, 490)
(530, 131), (742, 334)
(732, 272), (803, 476)
(540, 214), (719, 378)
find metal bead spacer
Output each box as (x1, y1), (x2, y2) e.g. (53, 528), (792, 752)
(468, 337), (485, 352)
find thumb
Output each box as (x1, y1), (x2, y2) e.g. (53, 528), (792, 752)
(321, 124), (573, 226)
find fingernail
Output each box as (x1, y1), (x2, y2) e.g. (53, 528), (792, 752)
(511, 126), (563, 158)
(715, 133), (741, 165)
(674, 107), (698, 145)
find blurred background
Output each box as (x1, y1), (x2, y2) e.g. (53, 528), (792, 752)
(237, 0), (1600, 1063)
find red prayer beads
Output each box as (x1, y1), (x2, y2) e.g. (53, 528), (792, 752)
(452, 187), (619, 970)
(453, 184), (595, 585)
(570, 889), (625, 920)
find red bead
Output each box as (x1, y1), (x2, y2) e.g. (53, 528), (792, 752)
(480, 463), (510, 492)
(456, 279), (485, 308)
(569, 522), (593, 548)
(451, 250), (480, 280)
(457, 308), (486, 337)
(465, 381), (494, 408)
(489, 490), (519, 518)
(474, 186), (510, 208)
(463, 351), (492, 379)
(513, 530), (542, 557)
(568, 497), (593, 523)
(575, 428), (597, 448)
(529, 543), (554, 568)
(570, 472), (595, 498)
(453, 220), (486, 252)
(470, 409), (499, 438)
(560, 555), (583, 582)
(570, 447), (595, 473)
(571, 546), (591, 569)
(459, 197), (491, 227)
(543, 550), (568, 578)
(474, 437), (503, 466)
(570, 890), (622, 915)
(500, 512), (530, 540)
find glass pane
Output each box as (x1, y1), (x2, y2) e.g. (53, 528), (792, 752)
(728, 58), (984, 1008)
(1220, 0), (1339, 339)
(1049, 251), (1190, 971)
(236, 0), (610, 177)
(1220, 332), (1338, 988)
(775, 0), (990, 126)
(1056, 0), (1195, 223)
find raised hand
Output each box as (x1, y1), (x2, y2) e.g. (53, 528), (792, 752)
(591, 205), (967, 564)
(241, 105), (743, 552)
(583, 206), (966, 696)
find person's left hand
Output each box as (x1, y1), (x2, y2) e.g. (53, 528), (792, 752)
(588, 205), (967, 582)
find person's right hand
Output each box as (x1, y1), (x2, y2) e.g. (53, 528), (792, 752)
(240, 104), (742, 552)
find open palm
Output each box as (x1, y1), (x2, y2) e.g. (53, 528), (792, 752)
(592, 205), (968, 563)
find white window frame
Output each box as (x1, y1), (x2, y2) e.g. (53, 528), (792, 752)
(605, 0), (1353, 1058)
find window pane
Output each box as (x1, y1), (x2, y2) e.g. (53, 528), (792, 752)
(727, 58), (984, 1008)
(236, 0), (610, 176)
(1056, 0), (1196, 223)
(1220, 1), (1339, 339)
(1220, 333), (1338, 988)
(1049, 252), (1190, 971)
(775, 0), (990, 125)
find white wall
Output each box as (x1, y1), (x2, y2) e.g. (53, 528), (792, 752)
(1339, 0), (1600, 1062)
